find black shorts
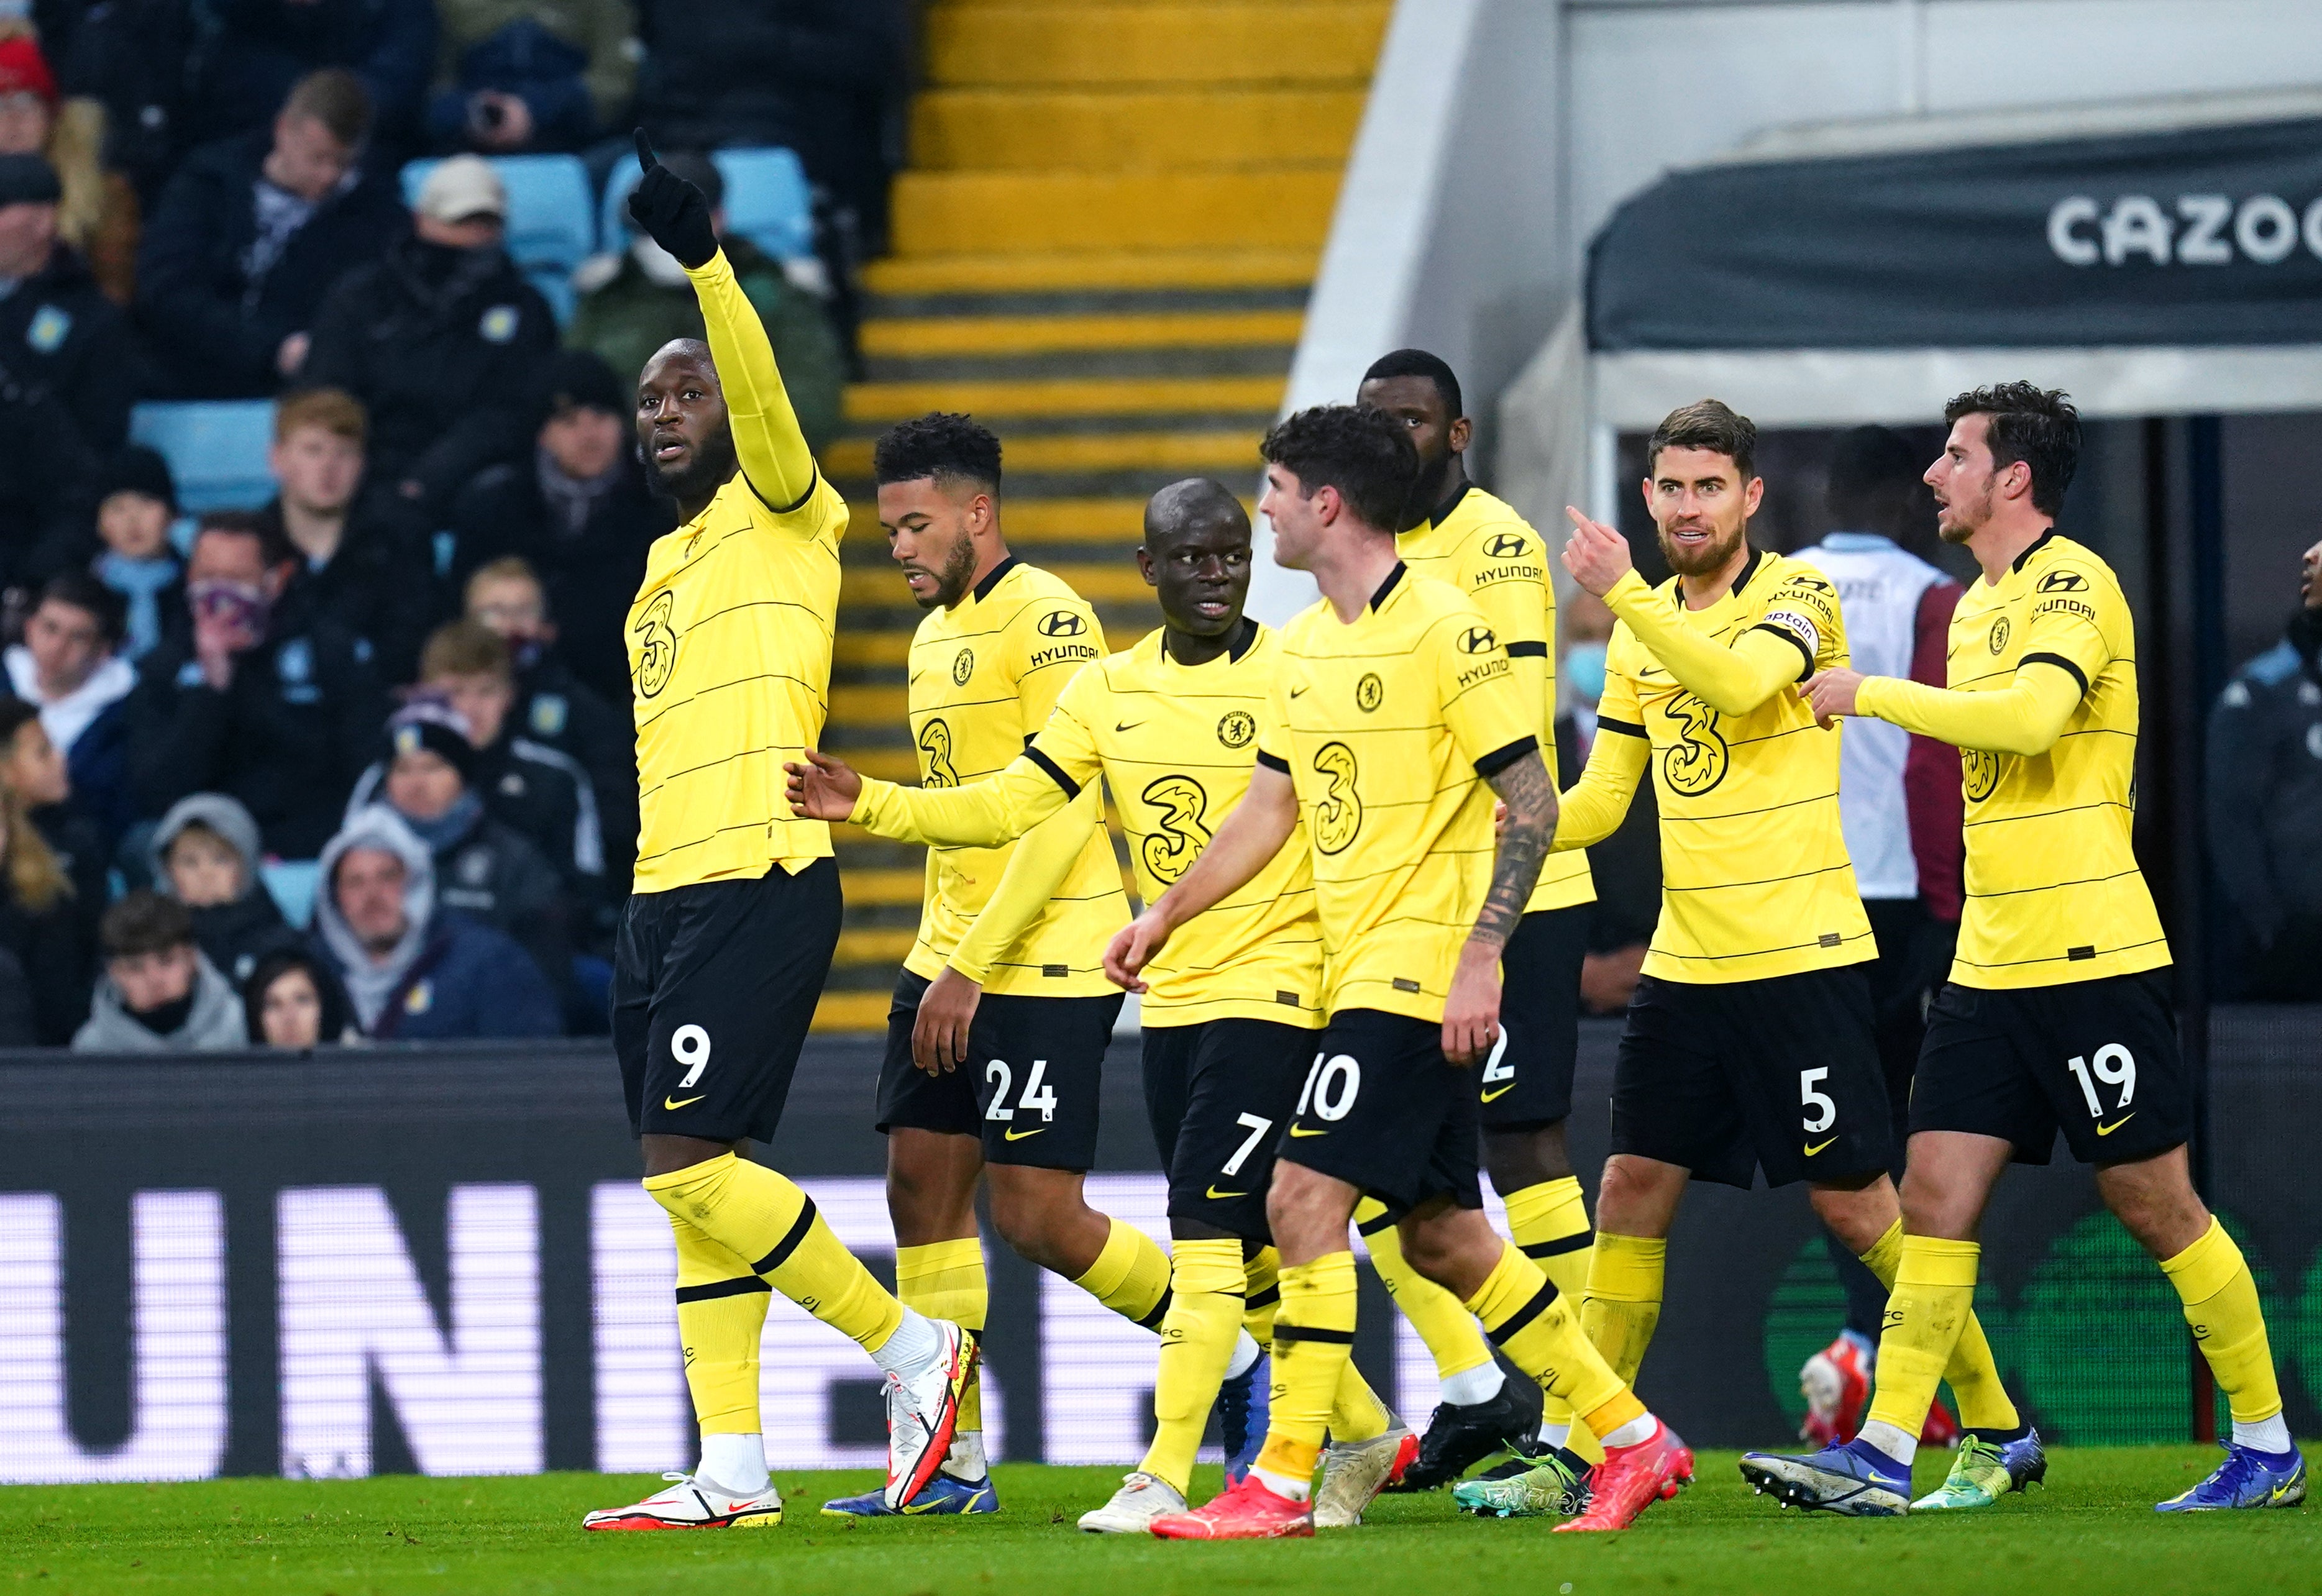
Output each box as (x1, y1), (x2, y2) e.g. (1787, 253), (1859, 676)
(875, 969), (1123, 1170)
(1908, 971), (2190, 1166)
(611, 859), (841, 1143)
(1611, 967), (1893, 1189)
(1277, 1008), (1483, 1213)
(1479, 906), (1587, 1129)
(1142, 1018), (1313, 1238)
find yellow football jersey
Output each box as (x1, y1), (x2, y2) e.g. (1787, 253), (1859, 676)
(1566, 550), (1874, 983)
(1399, 485), (1594, 915)
(902, 558), (1129, 996)
(852, 621), (1324, 1028)
(1256, 565), (1538, 1024)
(1859, 532), (2167, 988)
(628, 471), (846, 893)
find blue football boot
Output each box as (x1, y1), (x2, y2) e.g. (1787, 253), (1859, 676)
(2156, 1442), (2306, 1512)
(1739, 1436), (1913, 1517)
(821, 1472), (1000, 1517)
(1218, 1352), (1271, 1484)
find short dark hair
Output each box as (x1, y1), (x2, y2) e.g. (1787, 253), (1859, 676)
(873, 413), (1003, 494)
(37, 570), (127, 647)
(1361, 348), (1463, 418)
(243, 947), (354, 1047)
(1943, 383), (2080, 518)
(1648, 399), (1757, 480)
(1826, 425), (1923, 524)
(101, 890), (195, 959)
(1258, 404), (1418, 532)
(195, 511), (296, 570)
(283, 68), (372, 150)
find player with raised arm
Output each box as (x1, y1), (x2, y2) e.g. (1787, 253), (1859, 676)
(815, 418), (1243, 1519)
(1471, 401), (2031, 1520)
(1358, 350), (1596, 1492)
(790, 478), (1413, 1532)
(1745, 384), (2303, 1516)
(1115, 407), (1687, 1539)
(581, 134), (972, 1534)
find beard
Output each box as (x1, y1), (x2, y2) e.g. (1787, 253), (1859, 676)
(1657, 516), (1748, 578)
(645, 426), (739, 504)
(911, 531), (982, 611)
(1936, 480), (1992, 545)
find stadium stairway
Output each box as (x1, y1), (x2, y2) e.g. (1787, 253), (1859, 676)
(810, 0), (1389, 1029)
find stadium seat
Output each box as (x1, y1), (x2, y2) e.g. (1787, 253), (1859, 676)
(598, 146), (815, 263)
(400, 155), (595, 323)
(129, 401), (277, 513)
(262, 859), (322, 930)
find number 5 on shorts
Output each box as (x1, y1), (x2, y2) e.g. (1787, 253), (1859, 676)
(1799, 1065), (1836, 1134)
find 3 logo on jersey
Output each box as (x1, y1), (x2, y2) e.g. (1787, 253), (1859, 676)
(632, 593), (677, 698)
(1139, 775), (1212, 883)
(1661, 694), (1730, 796)
(1310, 741), (1363, 853)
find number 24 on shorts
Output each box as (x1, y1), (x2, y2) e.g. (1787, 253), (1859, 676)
(984, 1058), (1058, 1123)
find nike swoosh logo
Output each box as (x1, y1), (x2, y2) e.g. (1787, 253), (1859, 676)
(1206, 1186), (1247, 1200)
(1803, 1137), (1837, 1156)
(2096, 1113), (2135, 1136)
(1116, 721), (1145, 732)
(1002, 1126), (1045, 1141)
(1289, 687), (1308, 698)
(1288, 1124), (1327, 1138)
(900, 1500), (943, 1515)
(664, 1095), (706, 1110)
(1481, 1083), (1516, 1103)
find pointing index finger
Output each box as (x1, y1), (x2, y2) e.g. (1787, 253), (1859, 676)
(634, 127), (658, 171)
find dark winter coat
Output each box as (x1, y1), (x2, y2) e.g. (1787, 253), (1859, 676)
(0, 244), (137, 581)
(258, 499), (439, 685)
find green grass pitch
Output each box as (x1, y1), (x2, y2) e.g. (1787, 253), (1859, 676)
(4, 1449), (2312, 1595)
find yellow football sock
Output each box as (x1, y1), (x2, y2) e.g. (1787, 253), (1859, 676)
(1579, 1231), (1664, 1385)
(1865, 1236), (1978, 1435)
(1072, 1218), (1173, 1329)
(670, 1215), (772, 1434)
(1467, 1240), (1643, 1441)
(1253, 1251), (1357, 1487)
(1328, 1362), (1393, 1445)
(1857, 1220), (2018, 1432)
(644, 1153), (902, 1352)
(1142, 1239), (1245, 1494)
(898, 1238), (987, 1436)
(1356, 1198), (1494, 1380)
(1504, 1177), (1598, 1461)
(1243, 1245), (1281, 1347)
(2162, 1218), (2283, 1426)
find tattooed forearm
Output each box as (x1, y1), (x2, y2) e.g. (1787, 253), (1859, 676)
(1474, 749), (1558, 952)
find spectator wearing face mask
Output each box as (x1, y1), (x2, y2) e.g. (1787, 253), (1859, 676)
(126, 511), (385, 857)
(444, 350), (670, 685)
(360, 696), (573, 1020)
(135, 69), (406, 399)
(299, 153), (557, 521)
(73, 888), (249, 1051)
(0, 695), (93, 1040)
(242, 945), (356, 1048)
(309, 805), (559, 1040)
(5, 569), (134, 843)
(462, 555), (634, 880)
(150, 791), (304, 985)
(1555, 587), (1660, 1015)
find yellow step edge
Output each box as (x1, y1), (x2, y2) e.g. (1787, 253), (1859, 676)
(811, 990), (890, 1032)
(860, 308), (1303, 359)
(828, 429), (1262, 481)
(862, 247), (1317, 296)
(836, 928), (919, 965)
(911, 88), (1366, 171)
(925, 5), (1389, 89)
(890, 169), (1342, 257)
(837, 868), (928, 905)
(845, 373), (1284, 423)
(823, 749), (923, 782)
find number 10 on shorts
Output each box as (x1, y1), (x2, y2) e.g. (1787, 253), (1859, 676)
(1297, 1052), (1361, 1122)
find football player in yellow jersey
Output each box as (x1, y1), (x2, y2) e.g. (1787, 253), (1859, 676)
(1539, 401), (2029, 1520)
(816, 413), (1207, 1519)
(1111, 406), (1689, 1539)
(788, 479), (1414, 1533)
(1755, 384), (2301, 1516)
(585, 135), (971, 1535)
(1358, 350), (1597, 1490)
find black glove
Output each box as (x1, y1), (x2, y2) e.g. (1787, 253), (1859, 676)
(628, 129), (718, 270)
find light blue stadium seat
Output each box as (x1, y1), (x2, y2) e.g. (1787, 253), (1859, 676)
(598, 146), (815, 263)
(401, 155), (593, 323)
(129, 401), (277, 513)
(263, 859), (322, 931)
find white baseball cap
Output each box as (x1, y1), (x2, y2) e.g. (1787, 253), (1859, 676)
(416, 155), (507, 224)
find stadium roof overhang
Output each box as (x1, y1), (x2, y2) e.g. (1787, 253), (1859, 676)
(1499, 88), (2322, 518)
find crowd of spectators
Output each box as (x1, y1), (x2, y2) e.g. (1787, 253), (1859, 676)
(0, 0), (902, 1052)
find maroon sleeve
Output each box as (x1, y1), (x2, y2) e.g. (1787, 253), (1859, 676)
(1903, 580), (1966, 921)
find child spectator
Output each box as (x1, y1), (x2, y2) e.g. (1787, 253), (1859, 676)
(150, 791), (304, 983)
(86, 445), (185, 660)
(242, 945), (355, 1047)
(5, 570), (135, 842)
(73, 888), (248, 1051)
(309, 805), (559, 1040)
(0, 30), (138, 303)
(0, 696), (93, 1041)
